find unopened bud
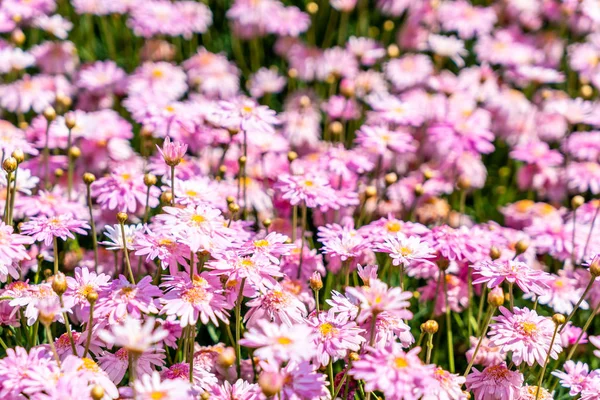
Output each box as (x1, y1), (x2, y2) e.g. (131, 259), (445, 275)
(43, 107), (56, 122)
(349, 352), (360, 362)
(11, 149), (24, 164)
(217, 347), (236, 367)
(51, 272), (67, 296)
(238, 156), (246, 166)
(200, 393), (210, 400)
(160, 191), (173, 204)
(2, 157), (17, 173)
(258, 371), (284, 397)
(86, 290), (99, 304)
(515, 240), (528, 255)
(581, 84), (593, 99)
(68, 146), (81, 160)
(414, 183), (424, 196)
(299, 95), (311, 108)
(309, 272), (323, 291)
(116, 212), (128, 224)
(490, 246), (501, 261)
(552, 313), (566, 326)
(457, 177), (471, 191)
(54, 168), (64, 178)
(143, 173), (157, 187)
(422, 320), (439, 334)
(56, 93), (72, 109)
(262, 218), (272, 228)
(385, 172), (397, 186)
(488, 287), (505, 307)
(387, 44), (399, 58)
(436, 257), (450, 271)
(65, 113), (77, 129)
(11, 29), (25, 46)
(226, 196), (236, 204)
(572, 195), (584, 209)
(228, 203), (240, 213)
(288, 68), (298, 79)
(306, 2), (318, 14)
(330, 121), (343, 135)
(590, 256), (600, 277)
(383, 20), (394, 31)
(83, 172), (96, 185)
(287, 151), (298, 163)
(90, 385), (105, 400)
(365, 186), (377, 198)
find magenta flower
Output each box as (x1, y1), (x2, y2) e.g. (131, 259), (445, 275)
(307, 310), (365, 367)
(552, 360), (592, 396)
(157, 136), (188, 167)
(20, 214), (89, 246)
(472, 259), (551, 296)
(275, 173), (337, 209)
(259, 360), (330, 399)
(465, 363), (523, 400)
(244, 284), (307, 327)
(488, 307), (563, 367)
(97, 348), (165, 384)
(91, 167), (160, 214)
(345, 278), (413, 322)
(160, 273), (230, 327)
(350, 344), (435, 399)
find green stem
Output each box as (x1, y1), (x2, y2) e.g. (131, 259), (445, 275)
(443, 271), (455, 372)
(86, 184), (99, 271)
(464, 306), (496, 377)
(235, 278), (247, 377)
(535, 322), (560, 400)
(83, 302), (95, 358)
(560, 276), (594, 333)
(45, 325), (61, 367)
(53, 237), (59, 275)
(171, 165), (176, 206)
(3, 171), (11, 224)
(425, 332), (434, 364)
(328, 360), (335, 396)
(119, 222), (135, 284)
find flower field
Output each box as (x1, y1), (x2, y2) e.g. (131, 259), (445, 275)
(1, 0), (600, 399)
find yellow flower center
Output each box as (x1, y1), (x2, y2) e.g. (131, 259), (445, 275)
(191, 214), (205, 224)
(520, 321), (538, 335)
(240, 259), (255, 269)
(150, 392), (166, 400)
(185, 190), (198, 197)
(152, 68), (164, 78)
(277, 337), (293, 345)
(386, 221), (401, 233)
(318, 322), (338, 336)
(158, 238), (173, 246)
(78, 284), (94, 298)
(164, 105), (175, 113)
(394, 357), (408, 368)
(79, 357), (100, 373)
(303, 180), (314, 187)
(514, 199), (534, 213)
(182, 287), (208, 304)
(254, 239), (269, 247)
(398, 246), (412, 256)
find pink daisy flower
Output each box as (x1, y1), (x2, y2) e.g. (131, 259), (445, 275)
(208, 379), (261, 400)
(98, 348), (165, 384)
(91, 167), (160, 214)
(465, 363), (523, 400)
(259, 360), (330, 399)
(350, 344), (434, 399)
(207, 252), (282, 292)
(157, 136), (188, 166)
(472, 259), (551, 296)
(307, 310), (365, 367)
(160, 273), (230, 327)
(552, 360), (592, 396)
(240, 319), (316, 364)
(488, 306), (563, 367)
(275, 173), (337, 209)
(376, 233), (436, 268)
(94, 275), (162, 324)
(133, 229), (191, 275)
(244, 283), (307, 327)
(98, 316), (168, 353)
(134, 371), (192, 400)
(20, 214), (89, 246)
(345, 278), (413, 322)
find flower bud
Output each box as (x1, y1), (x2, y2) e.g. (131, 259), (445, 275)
(384, 172), (397, 186)
(226, 196), (236, 204)
(330, 121), (343, 135)
(349, 352), (360, 362)
(589, 256), (600, 277)
(387, 44), (400, 58)
(55, 93), (72, 109)
(581, 84), (593, 99)
(552, 313), (566, 326)
(83, 172), (96, 185)
(68, 146), (81, 160)
(258, 371), (284, 397)
(160, 191), (173, 204)
(422, 320), (439, 334)
(11, 149), (24, 164)
(288, 68), (298, 79)
(116, 212), (128, 224)
(143, 173), (157, 187)
(228, 203), (240, 214)
(571, 195), (584, 209)
(65, 113), (77, 129)
(11, 29), (25, 46)
(287, 151), (298, 163)
(423, 169), (434, 180)
(383, 20), (394, 31)
(2, 157), (17, 173)
(487, 287), (505, 307)
(217, 347), (236, 367)
(306, 2), (318, 14)
(365, 186), (377, 198)
(43, 107), (56, 122)
(414, 183), (424, 196)
(87, 290), (99, 304)
(309, 272), (323, 291)
(436, 257), (450, 271)
(200, 393), (210, 400)
(457, 177), (471, 191)
(262, 218), (272, 229)
(54, 168), (64, 178)
(90, 385), (105, 400)
(51, 272), (67, 296)
(490, 246), (501, 260)
(515, 240), (528, 255)
(238, 156), (247, 166)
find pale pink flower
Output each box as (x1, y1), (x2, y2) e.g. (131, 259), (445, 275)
(134, 371), (192, 400)
(307, 311), (365, 367)
(157, 136), (188, 166)
(98, 316), (168, 353)
(472, 259), (551, 296)
(345, 278), (412, 322)
(465, 363), (523, 400)
(376, 234), (436, 267)
(20, 214), (89, 246)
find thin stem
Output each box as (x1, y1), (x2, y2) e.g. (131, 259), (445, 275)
(291, 205), (298, 243)
(189, 324), (195, 383)
(464, 306), (496, 377)
(143, 185), (151, 223)
(425, 332), (434, 364)
(535, 322), (561, 400)
(129, 352), (138, 386)
(443, 270), (455, 373)
(566, 299), (600, 361)
(467, 268), (473, 339)
(235, 278), (246, 377)
(43, 122), (51, 189)
(571, 206), (577, 265)
(583, 204), (600, 258)
(8, 167), (17, 225)
(170, 165), (176, 206)
(3, 171), (11, 224)
(83, 302), (95, 358)
(59, 295), (76, 355)
(459, 189), (466, 227)
(328, 360), (334, 396)
(297, 203), (307, 279)
(66, 128), (73, 200)
(561, 276), (595, 333)
(508, 282), (514, 311)
(53, 237), (59, 275)
(314, 289), (320, 314)
(85, 184), (99, 271)
(365, 314), (378, 400)
(476, 286), (488, 332)
(45, 325), (61, 367)
(119, 222), (135, 284)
